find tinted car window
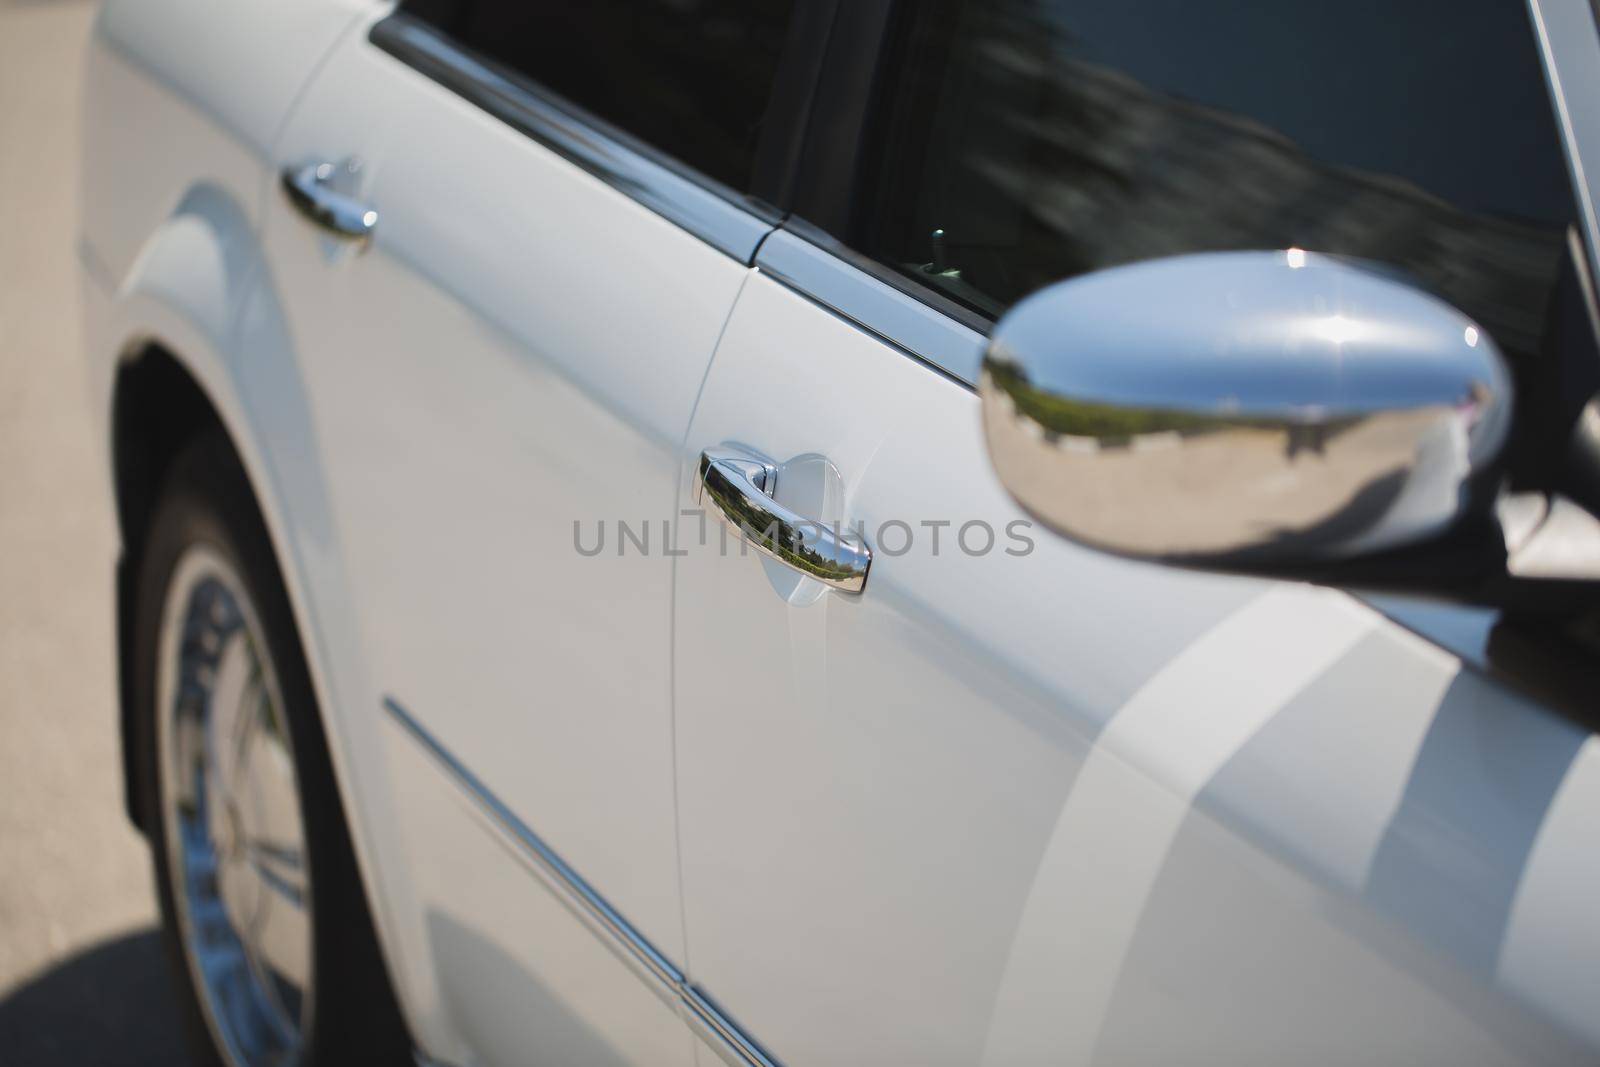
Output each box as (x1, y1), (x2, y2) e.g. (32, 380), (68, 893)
(827, 0), (1574, 375)
(403, 0), (796, 191)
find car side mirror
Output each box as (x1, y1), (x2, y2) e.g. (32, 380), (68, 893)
(980, 250), (1540, 599)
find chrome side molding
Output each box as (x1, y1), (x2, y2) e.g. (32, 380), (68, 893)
(381, 697), (782, 1067)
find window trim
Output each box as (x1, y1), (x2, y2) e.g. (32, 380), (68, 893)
(370, 5), (990, 386)
(369, 12), (788, 263)
(756, 223), (986, 388)
(1532, 0), (1600, 306)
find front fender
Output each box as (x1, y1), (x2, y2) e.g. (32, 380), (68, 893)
(90, 178), (433, 1049)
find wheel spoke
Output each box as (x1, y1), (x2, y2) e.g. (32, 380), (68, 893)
(242, 838), (312, 1011)
(155, 552), (313, 1066)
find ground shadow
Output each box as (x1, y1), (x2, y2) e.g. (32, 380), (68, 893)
(0, 928), (190, 1066)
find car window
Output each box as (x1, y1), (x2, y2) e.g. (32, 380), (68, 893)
(401, 0), (797, 192)
(819, 0), (1576, 375)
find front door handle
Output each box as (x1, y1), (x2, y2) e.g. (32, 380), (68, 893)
(281, 161), (378, 241)
(695, 447), (872, 594)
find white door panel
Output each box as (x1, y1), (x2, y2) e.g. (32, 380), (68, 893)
(263, 23), (750, 1063)
(673, 273), (1254, 1064)
(673, 272), (1600, 1066)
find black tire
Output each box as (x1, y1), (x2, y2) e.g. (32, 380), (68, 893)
(129, 431), (412, 1067)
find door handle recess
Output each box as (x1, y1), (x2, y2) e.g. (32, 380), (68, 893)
(695, 447), (871, 594)
(281, 161), (378, 240)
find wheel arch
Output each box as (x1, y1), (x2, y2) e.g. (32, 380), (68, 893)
(110, 341), (230, 830)
(97, 181), (433, 1043)
(101, 227), (436, 1050)
(83, 0), (440, 1035)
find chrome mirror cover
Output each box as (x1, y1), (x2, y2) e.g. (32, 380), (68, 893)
(980, 251), (1514, 563)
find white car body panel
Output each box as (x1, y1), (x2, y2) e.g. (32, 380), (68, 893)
(75, 1), (1600, 1065)
(674, 273), (1600, 1067)
(252, 16), (750, 1064)
(79, 0), (440, 1040)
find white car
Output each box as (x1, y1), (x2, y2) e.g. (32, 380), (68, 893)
(79, 1), (1600, 1065)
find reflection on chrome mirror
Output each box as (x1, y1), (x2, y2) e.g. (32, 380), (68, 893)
(980, 251), (1513, 564)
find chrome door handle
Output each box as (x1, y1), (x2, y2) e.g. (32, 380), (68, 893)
(695, 447), (872, 594)
(280, 161), (377, 240)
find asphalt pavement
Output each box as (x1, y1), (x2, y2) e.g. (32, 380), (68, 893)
(0, 0), (190, 1061)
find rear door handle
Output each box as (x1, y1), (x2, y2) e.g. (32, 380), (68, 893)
(281, 161), (378, 240)
(695, 447), (872, 594)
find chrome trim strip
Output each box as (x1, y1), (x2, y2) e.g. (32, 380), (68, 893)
(682, 986), (781, 1067)
(382, 697), (683, 988)
(755, 227), (988, 388)
(381, 697), (782, 1067)
(369, 14), (777, 264)
(1529, 0), (1600, 294)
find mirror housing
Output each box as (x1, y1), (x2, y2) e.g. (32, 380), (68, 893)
(981, 251), (1519, 583)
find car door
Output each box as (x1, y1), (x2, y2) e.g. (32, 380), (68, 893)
(672, 3), (1600, 1065)
(259, 2), (806, 1063)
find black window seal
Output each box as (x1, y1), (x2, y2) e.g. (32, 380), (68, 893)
(750, 0), (840, 211)
(762, 0), (993, 383)
(786, 0), (896, 240)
